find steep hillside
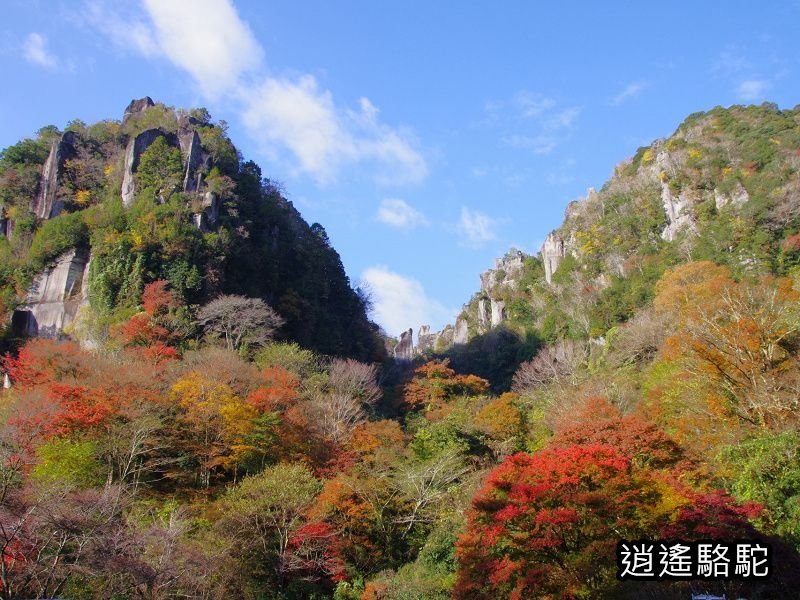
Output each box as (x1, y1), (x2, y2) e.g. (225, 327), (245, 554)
(0, 98), (384, 361)
(408, 103), (800, 387)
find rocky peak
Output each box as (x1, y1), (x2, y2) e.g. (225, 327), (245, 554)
(479, 249), (525, 294)
(122, 96), (155, 123)
(392, 328), (414, 360)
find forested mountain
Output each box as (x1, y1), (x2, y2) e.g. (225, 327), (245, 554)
(0, 97), (384, 361)
(1, 102), (800, 600)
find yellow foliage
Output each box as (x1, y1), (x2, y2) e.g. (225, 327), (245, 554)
(658, 170), (668, 182)
(103, 164), (114, 177)
(75, 189), (92, 206)
(642, 148), (654, 163)
(575, 224), (602, 256)
(171, 371), (258, 473)
(687, 148), (702, 161)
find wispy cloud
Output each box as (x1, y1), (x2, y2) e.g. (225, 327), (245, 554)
(609, 81), (647, 106)
(456, 206), (499, 248)
(502, 134), (557, 155)
(82, 0), (427, 186)
(736, 79), (769, 101)
(361, 266), (455, 335)
(376, 198), (428, 229)
(22, 33), (57, 69)
(546, 158), (577, 186)
(712, 50), (751, 76)
(486, 90), (580, 156)
(511, 91), (556, 118)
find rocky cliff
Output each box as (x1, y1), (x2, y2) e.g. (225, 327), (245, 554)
(0, 98), (385, 361)
(402, 103), (800, 365)
(12, 248), (89, 338)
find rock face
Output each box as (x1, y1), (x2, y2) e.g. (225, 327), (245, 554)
(31, 131), (77, 219)
(181, 130), (206, 193)
(192, 192), (221, 231)
(121, 128), (171, 207)
(453, 317), (469, 345)
(417, 324), (455, 354)
(393, 328), (414, 360)
(540, 232), (565, 284)
(490, 299), (506, 327)
(659, 181), (697, 242)
(409, 250), (529, 355)
(122, 96), (155, 123)
(12, 248), (90, 338)
(480, 250), (525, 294)
(714, 182), (750, 210)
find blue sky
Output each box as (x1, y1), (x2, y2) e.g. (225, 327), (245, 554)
(2, 1), (799, 336)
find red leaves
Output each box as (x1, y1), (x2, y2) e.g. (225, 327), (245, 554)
(285, 520), (347, 584)
(247, 367), (301, 412)
(551, 396), (685, 470)
(3, 339), (88, 388)
(141, 279), (176, 316)
(456, 444), (639, 598)
(661, 489), (763, 540)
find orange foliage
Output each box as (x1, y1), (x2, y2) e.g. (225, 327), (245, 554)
(551, 396), (686, 471)
(247, 367), (301, 412)
(654, 262), (800, 427)
(403, 360), (489, 410)
(349, 420), (405, 456)
(474, 392), (524, 443)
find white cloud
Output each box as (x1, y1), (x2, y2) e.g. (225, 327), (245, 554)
(82, 0), (426, 186)
(502, 134), (557, 155)
(240, 76), (426, 185)
(457, 206), (499, 248)
(609, 81), (647, 106)
(376, 198), (428, 229)
(22, 33), (57, 69)
(361, 266), (455, 335)
(140, 0), (263, 98)
(737, 79), (768, 101)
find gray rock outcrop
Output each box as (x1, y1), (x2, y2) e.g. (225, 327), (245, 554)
(393, 328), (414, 360)
(477, 298), (489, 331)
(453, 317), (469, 345)
(120, 128), (174, 207)
(714, 182), (749, 210)
(31, 131), (77, 219)
(181, 130), (206, 192)
(12, 248), (90, 338)
(490, 299), (506, 327)
(122, 96), (155, 123)
(659, 182), (697, 242)
(417, 324), (455, 354)
(192, 192), (221, 231)
(540, 232), (565, 284)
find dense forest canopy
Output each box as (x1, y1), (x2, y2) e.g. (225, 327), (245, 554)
(1, 102), (800, 598)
